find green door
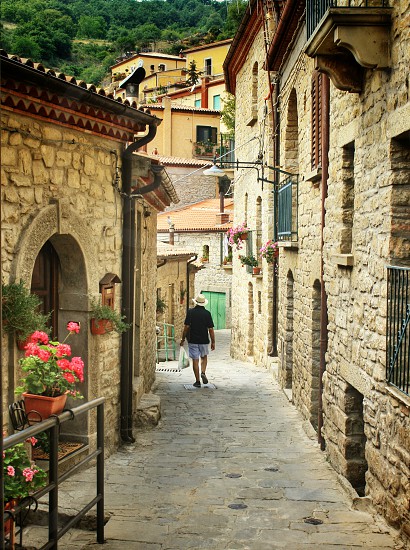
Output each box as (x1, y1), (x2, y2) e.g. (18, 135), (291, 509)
(202, 291), (226, 329)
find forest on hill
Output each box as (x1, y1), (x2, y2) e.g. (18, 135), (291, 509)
(0, 0), (247, 85)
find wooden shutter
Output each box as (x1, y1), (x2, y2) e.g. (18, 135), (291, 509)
(311, 70), (322, 170)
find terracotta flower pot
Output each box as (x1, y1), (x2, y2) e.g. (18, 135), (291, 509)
(252, 267), (261, 275)
(23, 392), (67, 422)
(90, 318), (113, 335)
(16, 336), (30, 351)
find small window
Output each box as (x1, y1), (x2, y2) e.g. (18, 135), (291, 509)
(201, 245), (209, 262)
(204, 58), (212, 76)
(196, 125), (217, 144)
(213, 95), (221, 110)
(195, 98), (201, 108)
(158, 64), (165, 71)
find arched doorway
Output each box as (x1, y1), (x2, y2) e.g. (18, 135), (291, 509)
(31, 240), (60, 339)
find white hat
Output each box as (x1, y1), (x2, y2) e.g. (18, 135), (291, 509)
(193, 294), (208, 306)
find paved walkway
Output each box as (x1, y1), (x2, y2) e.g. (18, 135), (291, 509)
(25, 329), (407, 549)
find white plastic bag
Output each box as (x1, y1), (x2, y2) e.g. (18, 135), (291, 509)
(178, 345), (190, 370)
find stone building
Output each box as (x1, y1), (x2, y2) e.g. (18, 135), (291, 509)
(1, 51), (178, 454)
(156, 241), (198, 360)
(158, 198), (234, 329)
(224, 0), (409, 539)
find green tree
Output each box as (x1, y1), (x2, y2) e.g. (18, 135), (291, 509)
(77, 15), (107, 39)
(184, 60), (202, 87)
(221, 93), (235, 137)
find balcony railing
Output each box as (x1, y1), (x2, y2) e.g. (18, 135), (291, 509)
(306, 0), (390, 39)
(2, 398), (105, 549)
(193, 135), (235, 162)
(387, 266), (410, 396)
(277, 174), (298, 241)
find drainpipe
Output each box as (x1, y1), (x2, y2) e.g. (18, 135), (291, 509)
(318, 75), (330, 450)
(169, 223), (175, 245)
(121, 123), (157, 443)
(271, 78), (280, 357)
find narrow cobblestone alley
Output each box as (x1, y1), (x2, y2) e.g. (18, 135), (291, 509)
(26, 330), (407, 550)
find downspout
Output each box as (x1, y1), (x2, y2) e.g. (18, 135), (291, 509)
(121, 123), (157, 443)
(318, 75), (330, 450)
(271, 78), (280, 356)
(186, 255), (198, 312)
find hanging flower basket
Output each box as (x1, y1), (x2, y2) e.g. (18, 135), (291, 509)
(226, 223), (250, 251)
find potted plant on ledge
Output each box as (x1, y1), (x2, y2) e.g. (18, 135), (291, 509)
(238, 254), (261, 274)
(90, 299), (131, 335)
(15, 322), (84, 420)
(1, 281), (51, 349)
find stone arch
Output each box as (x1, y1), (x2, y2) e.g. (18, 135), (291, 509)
(10, 202), (98, 427)
(283, 269), (294, 389)
(247, 281), (254, 356)
(311, 279), (321, 431)
(284, 88), (299, 173)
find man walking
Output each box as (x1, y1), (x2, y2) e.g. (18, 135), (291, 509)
(180, 294), (215, 387)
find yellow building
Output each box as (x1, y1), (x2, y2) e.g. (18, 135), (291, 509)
(146, 97), (221, 159)
(183, 39), (233, 79)
(111, 52), (186, 82)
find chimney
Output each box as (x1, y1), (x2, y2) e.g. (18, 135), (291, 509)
(169, 223), (175, 245)
(216, 212), (230, 225)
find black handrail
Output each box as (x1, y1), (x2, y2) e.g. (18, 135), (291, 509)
(2, 397), (105, 550)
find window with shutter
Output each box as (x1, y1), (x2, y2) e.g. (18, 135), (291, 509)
(311, 70), (322, 171)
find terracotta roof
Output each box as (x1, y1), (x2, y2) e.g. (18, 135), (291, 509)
(157, 198), (233, 232)
(157, 242), (196, 258)
(150, 155), (212, 167)
(144, 104), (220, 115)
(183, 39), (233, 54)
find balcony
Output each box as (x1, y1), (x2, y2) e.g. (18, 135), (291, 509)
(305, 0), (392, 93)
(277, 173), (298, 242)
(193, 135), (235, 162)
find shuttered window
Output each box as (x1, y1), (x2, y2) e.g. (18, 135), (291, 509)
(311, 70), (322, 170)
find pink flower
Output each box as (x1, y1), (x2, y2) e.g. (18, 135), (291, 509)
(7, 466), (15, 477)
(56, 344), (71, 358)
(30, 331), (49, 345)
(71, 357), (84, 382)
(25, 342), (40, 357)
(22, 468), (36, 482)
(57, 359), (71, 371)
(26, 436), (38, 446)
(37, 348), (51, 362)
(67, 322), (80, 334)
(63, 371), (76, 384)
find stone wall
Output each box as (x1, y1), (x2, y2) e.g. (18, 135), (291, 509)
(166, 167), (217, 210)
(1, 111), (158, 455)
(230, 27), (280, 365)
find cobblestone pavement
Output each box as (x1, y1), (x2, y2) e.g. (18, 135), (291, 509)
(25, 329), (408, 549)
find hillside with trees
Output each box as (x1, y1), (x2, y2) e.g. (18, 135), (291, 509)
(0, 0), (247, 85)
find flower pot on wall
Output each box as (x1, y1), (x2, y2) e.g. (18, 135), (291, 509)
(252, 267), (261, 275)
(23, 392), (67, 422)
(90, 318), (113, 335)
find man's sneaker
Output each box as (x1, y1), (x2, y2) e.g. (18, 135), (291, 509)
(201, 372), (208, 384)
(193, 381), (201, 388)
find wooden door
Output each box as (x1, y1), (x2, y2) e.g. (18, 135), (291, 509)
(202, 291), (226, 330)
(31, 241), (60, 339)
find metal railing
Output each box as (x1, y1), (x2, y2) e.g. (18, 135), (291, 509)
(2, 398), (105, 549)
(387, 266), (410, 396)
(156, 322), (176, 362)
(277, 174), (298, 241)
(306, 0), (390, 39)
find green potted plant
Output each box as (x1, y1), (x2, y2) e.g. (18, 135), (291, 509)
(238, 254), (258, 268)
(90, 299), (131, 335)
(1, 281), (51, 348)
(15, 322), (84, 419)
(156, 296), (167, 315)
(4, 436), (47, 535)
